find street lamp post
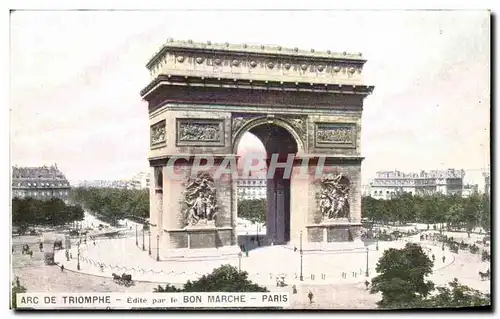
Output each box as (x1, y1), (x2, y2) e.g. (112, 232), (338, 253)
(148, 227), (151, 256)
(238, 252), (242, 271)
(77, 241), (81, 271)
(365, 247), (369, 277)
(135, 225), (138, 246)
(156, 234), (160, 261)
(142, 227), (145, 251)
(300, 230), (304, 281)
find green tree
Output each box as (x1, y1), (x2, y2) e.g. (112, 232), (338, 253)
(69, 187), (150, 223)
(154, 265), (268, 293)
(238, 199), (266, 224)
(370, 243), (434, 309)
(420, 278), (490, 308)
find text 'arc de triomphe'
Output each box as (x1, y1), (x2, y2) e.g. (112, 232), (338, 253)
(140, 39), (374, 254)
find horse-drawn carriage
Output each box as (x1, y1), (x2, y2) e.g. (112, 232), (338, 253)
(479, 269), (490, 281)
(112, 273), (134, 287)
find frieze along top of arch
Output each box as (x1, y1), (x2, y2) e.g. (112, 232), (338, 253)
(144, 39), (372, 87)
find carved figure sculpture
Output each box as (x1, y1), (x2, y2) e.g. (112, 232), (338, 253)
(184, 173), (218, 226)
(319, 174), (350, 220)
(151, 123), (166, 145)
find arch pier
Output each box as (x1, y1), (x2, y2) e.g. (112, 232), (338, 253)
(140, 40), (374, 256)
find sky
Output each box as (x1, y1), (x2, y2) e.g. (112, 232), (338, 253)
(10, 10), (490, 187)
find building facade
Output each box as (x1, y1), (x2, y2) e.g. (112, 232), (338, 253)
(462, 184), (479, 198)
(12, 165), (71, 202)
(76, 172), (151, 190)
(370, 169), (465, 200)
(237, 176), (266, 200)
(129, 172), (150, 190)
(76, 180), (129, 189)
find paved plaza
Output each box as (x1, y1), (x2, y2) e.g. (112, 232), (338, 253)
(51, 232), (489, 294)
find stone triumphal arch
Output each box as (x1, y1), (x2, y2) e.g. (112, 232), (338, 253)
(140, 39), (374, 255)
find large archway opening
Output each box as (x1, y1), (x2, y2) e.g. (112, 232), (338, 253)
(235, 121), (299, 250)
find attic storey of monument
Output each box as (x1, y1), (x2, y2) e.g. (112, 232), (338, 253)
(140, 39), (374, 253)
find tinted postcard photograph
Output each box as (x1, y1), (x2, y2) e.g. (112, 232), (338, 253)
(10, 9), (491, 310)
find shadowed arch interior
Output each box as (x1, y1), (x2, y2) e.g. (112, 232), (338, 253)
(239, 122), (298, 246)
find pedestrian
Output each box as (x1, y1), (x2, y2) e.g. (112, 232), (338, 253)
(308, 291), (314, 304)
(432, 254), (435, 261)
(365, 280), (370, 290)
(442, 256), (446, 263)
(60, 264), (65, 272)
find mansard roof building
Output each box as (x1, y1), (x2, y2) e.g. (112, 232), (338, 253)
(12, 164), (71, 201)
(370, 169), (465, 199)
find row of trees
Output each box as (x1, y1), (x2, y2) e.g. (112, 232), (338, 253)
(69, 187), (149, 226)
(70, 188), (267, 227)
(66, 189), (491, 234)
(362, 194), (490, 231)
(370, 243), (490, 309)
(237, 194), (491, 231)
(12, 197), (84, 231)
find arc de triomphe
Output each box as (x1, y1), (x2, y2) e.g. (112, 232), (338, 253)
(140, 39), (374, 256)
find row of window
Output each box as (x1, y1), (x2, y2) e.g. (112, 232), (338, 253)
(372, 190), (413, 195)
(13, 191), (68, 197)
(238, 190), (266, 195)
(237, 180), (266, 186)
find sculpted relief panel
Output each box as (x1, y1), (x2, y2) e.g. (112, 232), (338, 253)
(319, 173), (350, 221)
(150, 120), (166, 147)
(231, 114), (254, 140)
(282, 115), (307, 146)
(183, 172), (218, 227)
(176, 119), (225, 146)
(315, 123), (356, 149)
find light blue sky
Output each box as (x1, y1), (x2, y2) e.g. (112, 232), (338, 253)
(10, 10), (490, 187)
